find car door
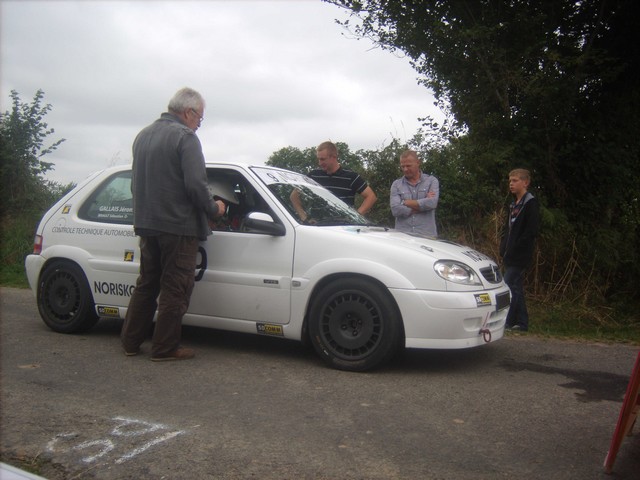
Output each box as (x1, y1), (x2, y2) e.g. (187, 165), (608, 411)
(74, 169), (140, 307)
(187, 167), (295, 325)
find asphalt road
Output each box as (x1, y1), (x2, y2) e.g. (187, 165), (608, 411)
(1, 286), (639, 480)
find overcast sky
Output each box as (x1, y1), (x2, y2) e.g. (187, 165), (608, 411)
(1, 0), (441, 185)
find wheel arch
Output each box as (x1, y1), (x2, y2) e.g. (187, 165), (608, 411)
(301, 272), (405, 346)
(36, 249), (94, 297)
(36, 257), (100, 333)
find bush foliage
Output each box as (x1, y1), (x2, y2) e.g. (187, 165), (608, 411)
(0, 90), (74, 286)
(317, 0), (640, 308)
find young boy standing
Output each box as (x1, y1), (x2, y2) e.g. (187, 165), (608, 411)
(500, 169), (541, 331)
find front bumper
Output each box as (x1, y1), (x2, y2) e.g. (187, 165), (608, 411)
(390, 286), (510, 349)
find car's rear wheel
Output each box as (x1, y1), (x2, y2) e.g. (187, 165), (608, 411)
(308, 277), (403, 371)
(38, 261), (99, 333)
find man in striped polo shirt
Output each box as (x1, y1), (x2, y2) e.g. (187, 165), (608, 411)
(308, 141), (377, 215)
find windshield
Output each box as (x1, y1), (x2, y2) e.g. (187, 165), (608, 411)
(252, 167), (371, 226)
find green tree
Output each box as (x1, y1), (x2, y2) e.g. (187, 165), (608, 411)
(0, 89), (65, 217)
(327, 0), (640, 298)
(266, 145), (316, 173)
(358, 138), (408, 226)
(1, 90), (71, 286)
(267, 141), (365, 174)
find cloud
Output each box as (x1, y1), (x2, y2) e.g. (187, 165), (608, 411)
(1, 0), (441, 184)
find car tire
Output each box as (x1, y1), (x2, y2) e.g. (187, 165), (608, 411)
(37, 261), (99, 333)
(308, 277), (403, 372)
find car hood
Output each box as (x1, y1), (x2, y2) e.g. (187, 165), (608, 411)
(293, 225), (502, 291)
(337, 226), (495, 263)
(357, 226), (472, 254)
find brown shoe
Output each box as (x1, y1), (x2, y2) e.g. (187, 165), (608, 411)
(151, 347), (195, 362)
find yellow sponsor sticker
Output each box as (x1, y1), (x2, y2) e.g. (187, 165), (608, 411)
(256, 323), (284, 336)
(97, 306), (120, 317)
(474, 293), (492, 307)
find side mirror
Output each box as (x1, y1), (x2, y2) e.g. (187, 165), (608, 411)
(242, 212), (286, 236)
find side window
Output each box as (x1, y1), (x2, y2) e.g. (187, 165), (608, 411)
(207, 168), (278, 232)
(78, 171), (133, 225)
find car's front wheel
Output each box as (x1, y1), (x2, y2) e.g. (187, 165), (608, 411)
(38, 261), (99, 333)
(308, 277), (403, 371)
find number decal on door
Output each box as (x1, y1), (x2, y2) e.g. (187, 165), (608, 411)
(195, 246), (207, 281)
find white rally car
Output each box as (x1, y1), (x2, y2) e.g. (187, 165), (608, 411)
(25, 163), (510, 371)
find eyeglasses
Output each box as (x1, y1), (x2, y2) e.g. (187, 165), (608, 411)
(190, 108), (204, 123)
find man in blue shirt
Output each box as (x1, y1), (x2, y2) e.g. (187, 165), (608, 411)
(390, 150), (440, 237)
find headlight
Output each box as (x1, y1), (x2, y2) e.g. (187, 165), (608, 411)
(434, 261), (482, 286)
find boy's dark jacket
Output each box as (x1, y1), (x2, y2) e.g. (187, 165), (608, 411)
(499, 192), (540, 268)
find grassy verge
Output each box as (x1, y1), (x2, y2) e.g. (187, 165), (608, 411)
(1, 214), (35, 288)
(527, 299), (640, 344)
(1, 263), (30, 288)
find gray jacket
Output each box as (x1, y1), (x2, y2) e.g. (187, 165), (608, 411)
(131, 112), (219, 240)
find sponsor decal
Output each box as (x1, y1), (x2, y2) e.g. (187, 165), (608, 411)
(102, 228), (135, 236)
(62, 205), (71, 214)
(462, 249), (492, 262)
(50, 226), (135, 237)
(94, 281), (135, 297)
(255, 168), (315, 186)
(97, 306), (120, 317)
(52, 226), (76, 234)
(124, 250), (134, 262)
(256, 323), (284, 336)
(474, 293), (492, 307)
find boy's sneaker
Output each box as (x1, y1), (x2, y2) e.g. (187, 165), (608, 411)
(510, 325), (528, 332)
